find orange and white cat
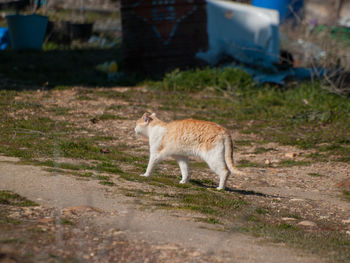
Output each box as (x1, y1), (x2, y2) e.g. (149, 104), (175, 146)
(135, 112), (244, 190)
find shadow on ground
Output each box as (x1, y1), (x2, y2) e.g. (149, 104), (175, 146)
(0, 48), (149, 89)
(190, 179), (277, 198)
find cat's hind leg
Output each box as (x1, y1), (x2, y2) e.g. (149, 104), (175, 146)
(216, 168), (230, 190)
(173, 155), (190, 184)
(204, 152), (230, 190)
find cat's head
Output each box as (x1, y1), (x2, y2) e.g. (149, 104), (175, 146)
(135, 112), (156, 137)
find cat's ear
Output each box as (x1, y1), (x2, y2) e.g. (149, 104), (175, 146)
(143, 112), (153, 124)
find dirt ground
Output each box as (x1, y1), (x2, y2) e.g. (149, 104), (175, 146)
(1, 86), (350, 262)
(0, 157), (325, 263)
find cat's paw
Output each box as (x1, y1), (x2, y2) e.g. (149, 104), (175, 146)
(140, 173), (149, 177)
(216, 186), (224, 191)
(179, 180), (187, 184)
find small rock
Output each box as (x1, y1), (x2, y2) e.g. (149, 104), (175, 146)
(346, 231), (350, 236)
(290, 198), (305, 202)
(62, 206), (103, 216)
(342, 219), (350, 224)
(90, 117), (99, 124)
(298, 220), (317, 227)
(100, 148), (111, 154)
(190, 251), (201, 257)
(38, 217), (54, 224)
(285, 152), (297, 158)
(265, 159), (271, 165)
(0, 244), (15, 254)
(282, 217), (297, 221)
(153, 244), (179, 250)
(335, 178), (350, 189)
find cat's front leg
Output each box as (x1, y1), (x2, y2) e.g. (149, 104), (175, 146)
(141, 154), (161, 177)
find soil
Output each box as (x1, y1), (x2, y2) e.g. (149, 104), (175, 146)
(1, 86), (350, 262)
(0, 157), (324, 263)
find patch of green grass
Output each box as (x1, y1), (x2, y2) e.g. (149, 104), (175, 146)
(253, 147), (277, 154)
(36, 160), (92, 171)
(179, 191), (247, 216)
(48, 107), (71, 116)
(308, 172), (324, 177)
(95, 162), (124, 174)
(196, 217), (222, 225)
(0, 115), (72, 160)
(277, 160), (310, 167)
(0, 191), (38, 207)
(243, 221), (350, 263)
(107, 105), (124, 111)
(237, 159), (263, 168)
(95, 174), (116, 186)
(99, 181), (116, 186)
(96, 175), (110, 181)
(98, 113), (127, 121)
(191, 162), (208, 168)
(151, 67), (254, 92)
(0, 217), (22, 225)
(59, 218), (74, 225)
(343, 190), (350, 202)
(337, 156), (350, 163)
(120, 172), (183, 188)
(235, 140), (253, 146)
(276, 223), (299, 230)
(255, 207), (269, 215)
(319, 144), (350, 162)
(79, 172), (93, 178)
(190, 178), (217, 188)
(122, 189), (150, 197)
(0, 238), (22, 244)
(305, 152), (328, 162)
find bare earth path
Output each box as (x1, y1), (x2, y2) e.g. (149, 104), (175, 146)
(0, 157), (324, 263)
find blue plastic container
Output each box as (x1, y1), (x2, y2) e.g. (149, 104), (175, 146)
(0, 27), (11, 50)
(6, 14), (48, 50)
(252, 0), (303, 23)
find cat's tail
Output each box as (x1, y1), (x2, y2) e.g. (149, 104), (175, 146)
(224, 135), (245, 176)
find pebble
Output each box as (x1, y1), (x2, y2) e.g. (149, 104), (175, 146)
(285, 152), (297, 158)
(282, 217), (297, 221)
(298, 221), (317, 227)
(342, 219), (350, 224)
(346, 231), (350, 236)
(38, 217), (55, 224)
(0, 244), (15, 254)
(290, 198), (305, 202)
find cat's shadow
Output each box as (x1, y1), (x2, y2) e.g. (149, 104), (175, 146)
(190, 179), (278, 198)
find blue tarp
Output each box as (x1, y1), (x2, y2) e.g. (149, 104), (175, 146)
(0, 27), (10, 50)
(233, 65), (324, 85)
